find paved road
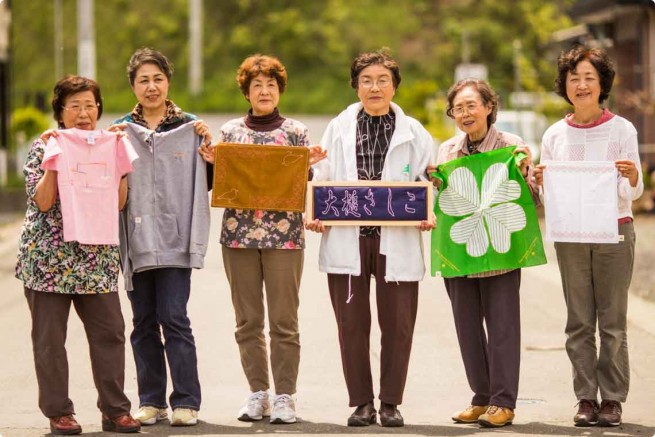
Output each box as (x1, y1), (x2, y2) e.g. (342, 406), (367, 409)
(0, 115), (654, 436)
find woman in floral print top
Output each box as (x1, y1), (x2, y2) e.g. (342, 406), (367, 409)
(16, 143), (121, 293)
(199, 54), (325, 424)
(217, 120), (310, 249)
(15, 76), (140, 434)
(16, 139), (119, 294)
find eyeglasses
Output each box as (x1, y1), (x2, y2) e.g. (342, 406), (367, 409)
(359, 77), (393, 89)
(452, 102), (484, 116)
(62, 104), (99, 114)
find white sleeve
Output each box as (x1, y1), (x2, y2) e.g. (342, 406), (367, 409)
(414, 125), (433, 182)
(617, 125), (643, 201)
(312, 118), (338, 181)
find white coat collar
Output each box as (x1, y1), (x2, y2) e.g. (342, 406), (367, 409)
(337, 102), (414, 143)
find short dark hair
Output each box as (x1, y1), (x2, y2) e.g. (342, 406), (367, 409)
(445, 78), (498, 126)
(555, 45), (615, 105)
(350, 49), (401, 90)
(127, 47), (174, 86)
(51, 75), (103, 128)
(236, 54), (288, 96)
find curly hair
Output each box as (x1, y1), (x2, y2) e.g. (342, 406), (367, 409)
(350, 49), (401, 90)
(236, 54), (288, 96)
(445, 78), (498, 127)
(51, 75), (103, 128)
(555, 45), (615, 105)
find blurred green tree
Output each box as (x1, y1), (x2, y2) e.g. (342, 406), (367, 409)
(11, 0), (575, 118)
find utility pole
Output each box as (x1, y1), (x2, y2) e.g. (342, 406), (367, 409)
(462, 30), (470, 64)
(77, 0), (95, 79)
(512, 39), (525, 142)
(513, 39), (522, 93)
(189, 0), (203, 95)
(54, 0), (64, 81)
(0, 0), (11, 186)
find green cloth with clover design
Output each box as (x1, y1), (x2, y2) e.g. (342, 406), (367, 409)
(431, 146), (546, 277)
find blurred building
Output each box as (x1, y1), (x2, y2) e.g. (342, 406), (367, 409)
(556, 0), (655, 163)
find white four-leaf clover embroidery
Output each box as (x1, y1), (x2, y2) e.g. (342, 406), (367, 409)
(439, 162), (526, 257)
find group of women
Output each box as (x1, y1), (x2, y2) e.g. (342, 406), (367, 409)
(15, 44), (640, 434)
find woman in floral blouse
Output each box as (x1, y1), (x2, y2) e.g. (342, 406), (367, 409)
(199, 54), (325, 425)
(15, 75), (140, 435)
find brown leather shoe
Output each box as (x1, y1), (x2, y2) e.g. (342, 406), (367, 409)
(598, 400), (622, 427)
(49, 415), (82, 435)
(452, 405), (488, 423)
(101, 414), (141, 433)
(574, 399), (599, 426)
(347, 402), (376, 426)
(478, 405), (514, 427)
(379, 402), (404, 427)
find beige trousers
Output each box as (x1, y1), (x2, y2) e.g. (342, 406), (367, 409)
(222, 246), (303, 395)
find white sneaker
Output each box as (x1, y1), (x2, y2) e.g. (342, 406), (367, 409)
(270, 394), (296, 424)
(170, 408), (198, 426)
(238, 390), (271, 421)
(133, 406), (168, 425)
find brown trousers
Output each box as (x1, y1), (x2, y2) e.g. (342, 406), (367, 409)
(222, 247), (303, 395)
(328, 236), (419, 407)
(444, 269), (521, 409)
(24, 288), (131, 418)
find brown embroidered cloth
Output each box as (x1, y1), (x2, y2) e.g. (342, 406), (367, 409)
(212, 143), (309, 212)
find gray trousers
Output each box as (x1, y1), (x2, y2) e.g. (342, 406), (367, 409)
(444, 270), (521, 409)
(554, 221), (635, 402)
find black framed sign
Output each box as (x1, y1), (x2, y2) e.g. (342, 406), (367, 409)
(307, 181), (433, 226)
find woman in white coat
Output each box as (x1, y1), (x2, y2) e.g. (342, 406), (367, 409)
(306, 50), (434, 428)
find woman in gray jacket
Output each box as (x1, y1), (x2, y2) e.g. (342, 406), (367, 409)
(113, 47), (212, 428)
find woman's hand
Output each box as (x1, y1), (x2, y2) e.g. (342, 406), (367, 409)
(107, 123), (127, 133)
(425, 164), (442, 189)
(416, 212), (436, 231)
(513, 145), (532, 178)
(194, 120), (213, 147)
(305, 218), (327, 233)
(198, 143), (215, 164)
(39, 129), (59, 143)
(308, 145), (327, 166)
(616, 159), (639, 187)
(533, 164), (545, 187)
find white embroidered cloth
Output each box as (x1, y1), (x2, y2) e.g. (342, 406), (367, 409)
(543, 161), (618, 243)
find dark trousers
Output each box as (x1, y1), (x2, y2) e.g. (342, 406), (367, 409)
(128, 267), (201, 410)
(328, 236), (418, 407)
(444, 270), (521, 409)
(25, 288), (131, 419)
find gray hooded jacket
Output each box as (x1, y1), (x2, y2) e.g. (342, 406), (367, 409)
(119, 122), (210, 290)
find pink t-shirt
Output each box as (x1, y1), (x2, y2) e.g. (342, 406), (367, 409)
(41, 129), (138, 245)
